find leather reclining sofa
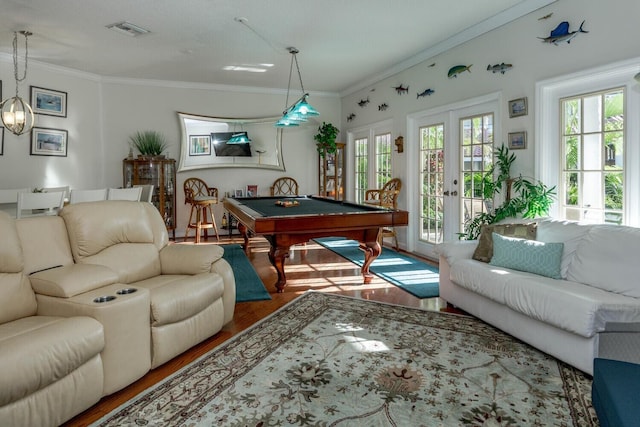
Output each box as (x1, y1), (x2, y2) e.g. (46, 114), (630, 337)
(0, 201), (236, 426)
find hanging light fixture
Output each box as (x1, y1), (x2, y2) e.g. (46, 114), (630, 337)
(274, 47), (319, 128)
(1, 31), (35, 136)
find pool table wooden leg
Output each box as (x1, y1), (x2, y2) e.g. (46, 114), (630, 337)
(265, 236), (290, 292)
(359, 229), (382, 284)
(237, 222), (250, 251)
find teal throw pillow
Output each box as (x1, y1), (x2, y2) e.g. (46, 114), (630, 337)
(489, 233), (564, 279)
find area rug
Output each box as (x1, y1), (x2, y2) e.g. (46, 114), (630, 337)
(92, 292), (597, 426)
(222, 244), (271, 302)
(314, 237), (440, 298)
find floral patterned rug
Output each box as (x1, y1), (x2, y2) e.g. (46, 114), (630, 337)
(94, 292), (598, 426)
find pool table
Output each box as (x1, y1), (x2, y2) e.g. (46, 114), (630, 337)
(223, 195), (409, 292)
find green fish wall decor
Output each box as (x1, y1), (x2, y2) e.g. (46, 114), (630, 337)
(448, 64), (472, 78)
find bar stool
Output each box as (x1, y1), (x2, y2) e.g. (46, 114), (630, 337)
(183, 178), (220, 243)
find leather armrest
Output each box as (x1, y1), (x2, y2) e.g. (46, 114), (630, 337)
(160, 244), (224, 275)
(29, 264), (119, 298)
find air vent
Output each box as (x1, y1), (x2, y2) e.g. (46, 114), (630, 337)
(106, 21), (150, 37)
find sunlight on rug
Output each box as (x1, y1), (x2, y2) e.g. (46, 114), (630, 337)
(93, 292), (597, 426)
(315, 237), (439, 298)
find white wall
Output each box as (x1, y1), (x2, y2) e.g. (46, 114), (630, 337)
(2, 0), (639, 241)
(0, 61), (340, 236)
(340, 0), (640, 195)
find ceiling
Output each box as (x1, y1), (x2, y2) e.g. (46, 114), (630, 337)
(0, 0), (554, 95)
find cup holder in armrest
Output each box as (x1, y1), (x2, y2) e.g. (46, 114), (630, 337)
(116, 288), (138, 295)
(93, 295), (117, 303)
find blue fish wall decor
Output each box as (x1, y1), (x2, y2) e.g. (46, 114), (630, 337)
(539, 20), (588, 45)
(417, 88), (435, 98)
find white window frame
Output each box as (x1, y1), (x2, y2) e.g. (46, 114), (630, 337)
(346, 119), (393, 202)
(536, 58), (640, 227)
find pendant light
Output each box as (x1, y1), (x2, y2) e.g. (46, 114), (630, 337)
(274, 47), (319, 127)
(1, 31), (35, 136)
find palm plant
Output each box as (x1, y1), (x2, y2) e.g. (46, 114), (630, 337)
(459, 144), (556, 240)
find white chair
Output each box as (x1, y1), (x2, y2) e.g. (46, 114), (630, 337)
(42, 186), (70, 203)
(0, 188), (31, 218)
(107, 187), (143, 201)
(134, 184), (154, 203)
(69, 188), (108, 204)
(16, 191), (65, 219)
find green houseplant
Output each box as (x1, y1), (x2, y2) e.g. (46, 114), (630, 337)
(129, 130), (168, 158)
(314, 122), (339, 156)
(460, 144), (556, 240)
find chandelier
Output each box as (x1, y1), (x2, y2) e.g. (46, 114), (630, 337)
(1, 31), (35, 136)
(274, 47), (319, 128)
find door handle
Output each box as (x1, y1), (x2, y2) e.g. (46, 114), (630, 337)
(443, 191), (449, 196)
(443, 190), (458, 196)
(451, 190), (458, 196)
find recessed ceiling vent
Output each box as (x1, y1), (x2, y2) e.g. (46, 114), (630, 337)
(106, 21), (150, 37)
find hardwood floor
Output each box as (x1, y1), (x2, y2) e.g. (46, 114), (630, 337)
(64, 237), (450, 426)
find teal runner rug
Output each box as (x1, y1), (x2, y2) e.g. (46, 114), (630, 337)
(314, 237), (439, 298)
(222, 244), (271, 302)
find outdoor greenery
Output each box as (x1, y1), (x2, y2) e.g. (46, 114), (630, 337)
(459, 144), (556, 240)
(314, 122), (339, 156)
(129, 130), (168, 157)
(562, 90), (624, 219)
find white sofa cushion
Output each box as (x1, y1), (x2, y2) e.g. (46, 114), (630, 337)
(536, 219), (591, 279)
(567, 224), (640, 298)
(449, 259), (640, 337)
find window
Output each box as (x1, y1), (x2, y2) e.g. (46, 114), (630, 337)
(561, 88), (624, 224)
(374, 133), (392, 188)
(419, 124), (444, 243)
(349, 121), (393, 203)
(354, 137), (368, 202)
(537, 59), (639, 227)
(460, 113), (493, 231)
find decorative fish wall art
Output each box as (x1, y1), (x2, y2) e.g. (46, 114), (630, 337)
(417, 88), (435, 98)
(347, 113), (356, 122)
(378, 103), (389, 111)
(393, 84), (409, 95)
(357, 97), (370, 107)
(487, 63), (513, 74)
(539, 20), (588, 45)
(448, 64), (472, 78)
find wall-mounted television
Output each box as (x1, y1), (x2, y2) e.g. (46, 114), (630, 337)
(211, 132), (252, 157)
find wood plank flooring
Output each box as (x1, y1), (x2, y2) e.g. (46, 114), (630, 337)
(63, 237), (451, 426)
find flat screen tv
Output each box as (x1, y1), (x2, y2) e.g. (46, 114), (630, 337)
(211, 132), (251, 157)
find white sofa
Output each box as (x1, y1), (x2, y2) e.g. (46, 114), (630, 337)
(0, 201), (236, 426)
(437, 219), (640, 375)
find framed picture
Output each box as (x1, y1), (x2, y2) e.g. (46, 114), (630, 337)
(246, 184), (258, 197)
(234, 189), (244, 197)
(0, 127), (4, 156)
(508, 131), (527, 150)
(31, 127), (68, 157)
(188, 135), (210, 156)
(30, 86), (67, 117)
(508, 97), (527, 118)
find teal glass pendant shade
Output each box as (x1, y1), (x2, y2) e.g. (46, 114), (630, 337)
(290, 95), (319, 117)
(274, 47), (319, 128)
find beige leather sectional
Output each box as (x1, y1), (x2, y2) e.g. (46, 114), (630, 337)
(0, 201), (236, 426)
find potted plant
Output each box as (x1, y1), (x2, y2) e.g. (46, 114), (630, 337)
(129, 130), (168, 159)
(459, 144), (556, 240)
(314, 122), (339, 156)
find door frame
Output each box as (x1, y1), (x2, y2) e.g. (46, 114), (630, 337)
(406, 91), (502, 259)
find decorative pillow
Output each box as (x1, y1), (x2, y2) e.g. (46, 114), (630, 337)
(489, 233), (564, 279)
(472, 223), (537, 262)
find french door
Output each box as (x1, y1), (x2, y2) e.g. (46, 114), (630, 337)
(410, 95), (499, 258)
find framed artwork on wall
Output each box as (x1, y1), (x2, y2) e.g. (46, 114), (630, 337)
(246, 184), (258, 197)
(30, 86), (67, 117)
(234, 189), (244, 197)
(31, 127), (68, 157)
(508, 131), (527, 150)
(188, 135), (211, 156)
(508, 97), (528, 118)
